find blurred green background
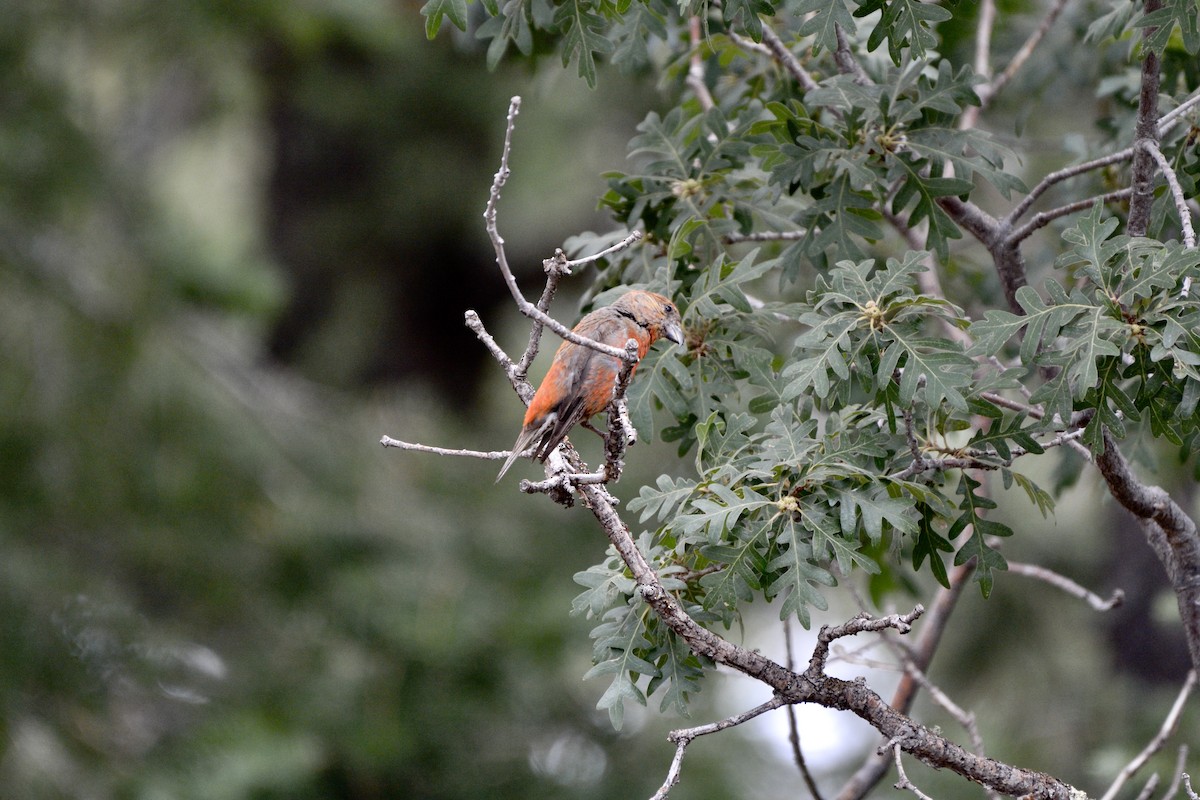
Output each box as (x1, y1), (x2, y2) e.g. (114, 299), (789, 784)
(1, 2), (1194, 798)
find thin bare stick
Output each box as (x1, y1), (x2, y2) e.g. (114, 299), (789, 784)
(649, 696), (788, 800)
(1163, 745), (1188, 800)
(834, 24), (871, 85)
(958, 0), (994, 129)
(1139, 140), (1198, 248)
(519, 231), (644, 379)
(727, 30), (773, 57)
(1098, 670), (1198, 800)
(687, 16), (716, 111)
(724, 229), (808, 243)
(984, 0), (1070, 104)
(1185, 772), (1200, 800)
(1007, 562), (1125, 611)
(759, 25), (820, 92)
(1008, 189), (1134, 244)
(892, 745), (937, 800)
(784, 619), (826, 800)
(1008, 149), (1134, 226)
(483, 96), (634, 364)
(380, 436), (514, 460)
(1160, 89), (1200, 134)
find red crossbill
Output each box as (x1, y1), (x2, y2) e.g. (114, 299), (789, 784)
(496, 290), (683, 481)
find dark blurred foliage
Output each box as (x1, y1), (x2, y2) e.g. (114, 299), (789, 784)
(1, 1), (1197, 798)
(0, 2), (747, 798)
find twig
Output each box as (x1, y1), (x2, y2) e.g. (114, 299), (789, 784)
(1007, 562), (1124, 610)
(958, 0), (994, 129)
(982, 0), (1070, 105)
(649, 696), (788, 800)
(727, 30), (773, 58)
(483, 96), (635, 365)
(784, 618), (825, 800)
(834, 24), (871, 85)
(1008, 149), (1134, 227)
(892, 745), (937, 800)
(1139, 140), (1198, 248)
(519, 231), (644, 380)
(724, 229), (808, 243)
(1160, 89), (1200, 134)
(1126, 0), (1165, 238)
(1008, 189), (1134, 245)
(380, 436), (513, 460)
(807, 608), (923, 676)
(834, 562), (975, 800)
(1184, 772), (1200, 800)
(687, 16), (717, 111)
(759, 25), (820, 93)
(1163, 746), (1188, 800)
(1098, 670), (1197, 800)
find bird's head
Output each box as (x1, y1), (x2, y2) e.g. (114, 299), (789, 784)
(613, 290), (684, 346)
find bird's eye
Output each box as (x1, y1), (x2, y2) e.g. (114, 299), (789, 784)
(664, 304), (675, 313)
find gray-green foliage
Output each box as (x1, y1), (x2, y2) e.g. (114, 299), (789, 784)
(428, 0), (1200, 730)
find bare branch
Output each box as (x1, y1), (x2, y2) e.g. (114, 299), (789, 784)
(1164, 746), (1189, 800)
(1126, 0), (1165, 237)
(1098, 670), (1197, 800)
(1007, 149), (1135, 227)
(981, 0), (1070, 105)
(784, 619), (825, 800)
(1160, 88), (1200, 134)
(724, 229), (808, 243)
(1008, 189), (1134, 245)
(483, 96), (636, 365)
(893, 745), (938, 800)
(1095, 431), (1200, 670)
(958, 0), (994, 129)
(1139, 140), (1198, 248)
(687, 16), (717, 111)
(834, 24), (871, 85)
(835, 562), (976, 800)
(1006, 562), (1125, 611)
(518, 231), (644, 379)
(759, 25), (821, 93)
(807, 608), (923, 677)
(650, 696), (788, 800)
(1185, 772), (1200, 800)
(379, 436), (512, 460)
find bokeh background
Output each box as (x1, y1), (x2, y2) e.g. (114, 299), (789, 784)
(1, 2), (1195, 798)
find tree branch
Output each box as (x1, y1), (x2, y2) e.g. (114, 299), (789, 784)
(979, 0), (1070, 107)
(650, 696), (787, 800)
(1139, 140), (1198, 248)
(1006, 562), (1125, 611)
(1098, 670), (1197, 800)
(1125, 0), (1165, 237)
(1094, 432), (1200, 670)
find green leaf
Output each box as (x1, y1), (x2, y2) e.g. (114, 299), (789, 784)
(765, 518), (835, 627)
(648, 633), (705, 716)
(554, 0), (615, 88)
(795, 0), (856, 54)
(422, 0), (470, 37)
(912, 502), (953, 588)
(699, 520), (771, 613)
(676, 484), (774, 544)
(856, 0), (952, 63)
(629, 475), (698, 524)
(573, 564), (636, 617)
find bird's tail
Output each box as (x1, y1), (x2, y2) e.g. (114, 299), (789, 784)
(496, 418), (553, 482)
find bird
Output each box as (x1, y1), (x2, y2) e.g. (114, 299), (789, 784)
(496, 289), (684, 481)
